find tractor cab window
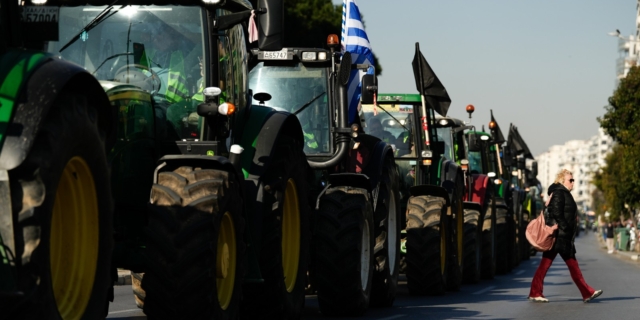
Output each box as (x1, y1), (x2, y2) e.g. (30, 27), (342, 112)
(435, 127), (454, 161)
(248, 62), (330, 154)
(360, 103), (416, 157)
(47, 5), (206, 141)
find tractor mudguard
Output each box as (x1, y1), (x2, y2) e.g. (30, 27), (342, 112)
(361, 139), (395, 192)
(409, 184), (451, 208)
(238, 106), (304, 180)
(467, 174), (490, 205)
(328, 173), (372, 192)
(440, 159), (463, 204)
(0, 55), (115, 170)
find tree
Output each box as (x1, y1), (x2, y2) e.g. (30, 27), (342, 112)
(596, 65), (640, 221)
(249, 0), (382, 76)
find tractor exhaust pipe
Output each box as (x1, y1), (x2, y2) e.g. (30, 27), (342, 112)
(307, 52), (352, 169)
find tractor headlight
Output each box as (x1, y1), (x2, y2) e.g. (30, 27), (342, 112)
(302, 52), (317, 61)
(318, 52), (327, 60)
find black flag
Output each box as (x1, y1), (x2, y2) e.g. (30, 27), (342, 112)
(490, 110), (506, 145)
(412, 42), (451, 116)
(507, 124), (533, 159)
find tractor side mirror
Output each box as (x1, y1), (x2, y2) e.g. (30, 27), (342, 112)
(360, 74), (377, 104)
(258, 0), (284, 51)
(517, 157), (526, 170)
(502, 148), (513, 167)
(468, 133), (481, 152)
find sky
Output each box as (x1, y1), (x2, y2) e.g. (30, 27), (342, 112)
(332, 0), (637, 157)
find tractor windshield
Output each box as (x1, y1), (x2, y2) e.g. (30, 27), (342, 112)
(47, 5), (206, 141)
(248, 62), (330, 154)
(360, 103), (416, 158)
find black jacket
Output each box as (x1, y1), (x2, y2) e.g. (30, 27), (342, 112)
(547, 183), (578, 256)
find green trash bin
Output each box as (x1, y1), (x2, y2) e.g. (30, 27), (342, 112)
(615, 228), (630, 251)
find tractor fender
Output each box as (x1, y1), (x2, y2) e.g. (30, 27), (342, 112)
(409, 184), (451, 208)
(361, 139), (395, 192)
(439, 159), (464, 205)
(239, 107), (304, 181)
(468, 173), (490, 206)
(0, 55), (115, 170)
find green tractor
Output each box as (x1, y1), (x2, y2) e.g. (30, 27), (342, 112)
(431, 112), (500, 283)
(2, 0), (324, 319)
(247, 36), (401, 315)
(361, 93), (466, 295)
(503, 123), (539, 261)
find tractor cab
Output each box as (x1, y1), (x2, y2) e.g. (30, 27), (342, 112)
(47, 5), (211, 142)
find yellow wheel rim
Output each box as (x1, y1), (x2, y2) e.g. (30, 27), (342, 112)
(440, 216), (447, 274)
(457, 200), (463, 265)
(50, 156), (99, 319)
(282, 178), (300, 293)
(216, 212), (236, 310)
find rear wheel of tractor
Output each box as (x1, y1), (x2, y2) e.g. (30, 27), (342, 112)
(462, 208), (481, 284)
(405, 195), (449, 296)
(521, 212), (531, 261)
(481, 198), (496, 279)
(447, 195), (463, 292)
(509, 211), (520, 269)
(495, 204), (510, 274)
(143, 167), (244, 320)
(371, 159), (401, 307)
(131, 272), (145, 308)
(315, 188), (374, 316)
(240, 137), (310, 319)
(8, 93), (113, 319)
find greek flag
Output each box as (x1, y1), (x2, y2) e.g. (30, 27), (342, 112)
(341, 0), (375, 125)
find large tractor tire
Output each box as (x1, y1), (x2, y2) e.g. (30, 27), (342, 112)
(520, 211), (531, 261)
(495, 203), (511, 275)
(447, 195), (463, 292)
(131, 272), (145, 308)
(481, 198), (496, 279)
(6, 93), (113, 319)
(405, 195), (449, 296)
(462, 208), (481, 284)
(370, 158), (401, 307)
(508, 211), (520, 270)
(143, 167), (244, 320)
(314, 187), (374, 316)
(240, 137), (310, 319)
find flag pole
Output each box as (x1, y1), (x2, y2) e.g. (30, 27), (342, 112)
(415, 43), (430, 149)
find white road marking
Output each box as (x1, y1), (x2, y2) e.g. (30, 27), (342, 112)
(379, 315), (407, 320)
(473, 285), (496, 295)
(516, 269), (525, 275)
(108, 308), (140, 315)
(531, 260), (538, 266)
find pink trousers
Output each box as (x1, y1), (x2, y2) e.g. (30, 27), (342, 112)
(529, 249), (595, 300)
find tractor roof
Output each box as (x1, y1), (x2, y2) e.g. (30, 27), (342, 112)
(23, 0), (252, 11)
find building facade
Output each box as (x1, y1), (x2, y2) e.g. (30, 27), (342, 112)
(536, 128), (613, 212)
(614, 0), (640, 87)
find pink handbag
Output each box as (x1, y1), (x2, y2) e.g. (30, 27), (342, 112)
(526, 193), (558, 252)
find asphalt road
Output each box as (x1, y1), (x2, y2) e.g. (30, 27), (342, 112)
(107, 232), (640, 319)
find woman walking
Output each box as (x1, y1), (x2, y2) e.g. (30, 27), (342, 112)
(528, 169), (603, 303)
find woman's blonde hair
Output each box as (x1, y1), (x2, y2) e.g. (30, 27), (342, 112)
(554, 169), (572, 184)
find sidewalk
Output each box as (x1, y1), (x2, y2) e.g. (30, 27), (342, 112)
(593, 232), (640, 261)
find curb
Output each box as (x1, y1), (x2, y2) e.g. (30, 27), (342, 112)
(116, 269), (132, 286)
